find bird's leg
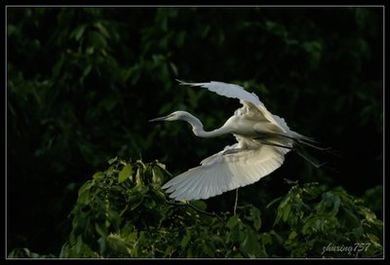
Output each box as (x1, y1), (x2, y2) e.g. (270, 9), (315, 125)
(233, 188), (239, 216)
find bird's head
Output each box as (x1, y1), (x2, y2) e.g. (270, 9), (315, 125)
(149, 111), (188, 122)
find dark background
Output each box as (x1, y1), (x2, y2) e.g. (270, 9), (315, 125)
(7, 7), (383, 255)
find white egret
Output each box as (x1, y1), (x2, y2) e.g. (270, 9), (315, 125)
(150, 80), (325, 207)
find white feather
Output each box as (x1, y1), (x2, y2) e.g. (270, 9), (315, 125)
(178, 80), (290, 133)
(177, 80), (263, 107)
(162, 141), (288, 201)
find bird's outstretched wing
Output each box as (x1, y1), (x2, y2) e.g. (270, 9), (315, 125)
(177, 80), (290, 133)
(162, 142), (287, 201)
(177, 79), (263, 107)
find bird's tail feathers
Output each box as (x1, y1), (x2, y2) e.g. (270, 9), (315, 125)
(295, 144), (328, 168)
(291, 131), (320, 144)
(254, 128), (337, 168)
(295, 139), (331, 151)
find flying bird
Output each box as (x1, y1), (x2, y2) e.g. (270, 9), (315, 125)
(150, 80), (325, 204)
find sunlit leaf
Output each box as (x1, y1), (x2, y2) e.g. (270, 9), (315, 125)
(108, 157), (118, 165)
(118, 164), (133, 183)
(94, 22), (110, 38)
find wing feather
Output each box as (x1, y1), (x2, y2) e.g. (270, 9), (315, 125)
(245, 165), (258, 183)
(196, 174), (210, 199)
(170, 178), (193, 199)
(207, 167), (217, 197)
(219, 165), (230, 194)
(203, 170), (213, 199)
(177, 80), (291, 133)
(170, 170), (197, 192)
(206, 168), (217, 198)
(162, 144), (287, 201)
(174, 172), (203, 200)
(227, 163), (239, 189)
(177, 80), (263, 107)
(168, 171), (194, 199)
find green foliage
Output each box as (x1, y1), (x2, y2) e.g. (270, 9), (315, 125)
(8, 248), (55, 258)
(272, 183), (382, 257)
(9, 159), (382, 258)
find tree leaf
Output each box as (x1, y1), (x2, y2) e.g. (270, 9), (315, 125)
(119, 164), (133, 183)
(250, 207), (262, 231)
(240, 227), (262, 257)
(227, 216), (240, 229)
(94, 22), (110, 38)
(108, 157), (118, 165)
(72, 24), (87, 41)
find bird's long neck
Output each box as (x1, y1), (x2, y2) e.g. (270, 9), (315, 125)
(180, 112), (229, 138)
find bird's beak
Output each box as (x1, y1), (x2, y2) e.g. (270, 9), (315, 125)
(149, 115), (168, 122)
